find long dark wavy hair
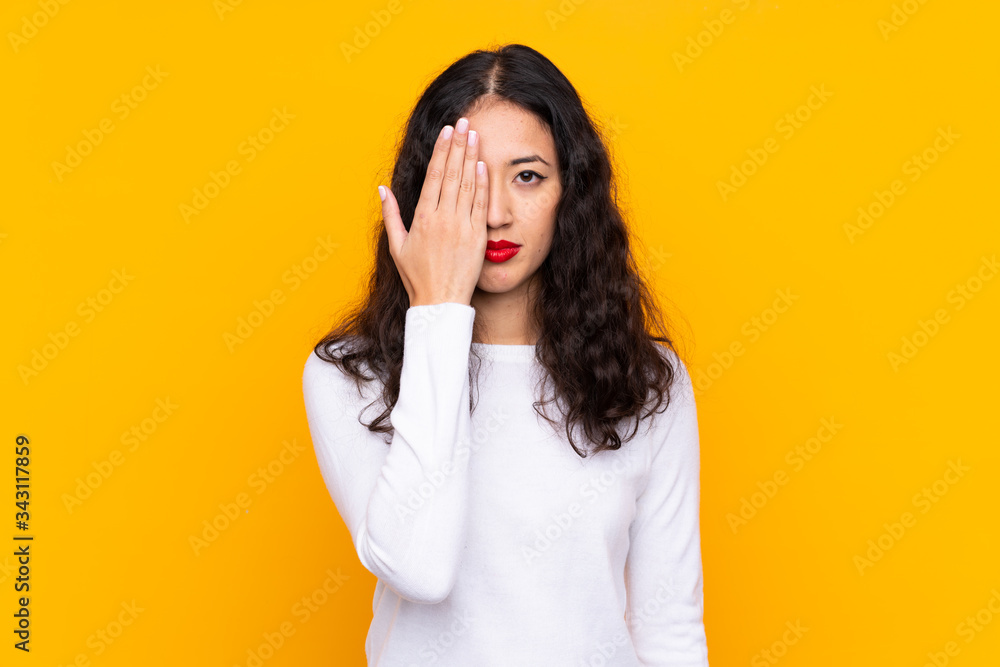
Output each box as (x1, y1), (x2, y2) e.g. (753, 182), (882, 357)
(313, 43), (686, 458)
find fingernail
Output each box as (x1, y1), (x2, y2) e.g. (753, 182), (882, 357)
(468, 130), (477, 146)
(477, 161), (485, 175)
(443, 126), (453, 140)
(456, 118), (468, 133)
(378, 185), (386, 201)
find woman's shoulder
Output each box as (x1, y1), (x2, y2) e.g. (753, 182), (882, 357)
(651, 341), (692, 394)
(302, 337), (378, 403)
(632, 342), (698, 467)
(645, 341), (696, 433)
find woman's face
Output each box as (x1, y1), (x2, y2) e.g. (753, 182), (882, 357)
(465, 100), (562, 299)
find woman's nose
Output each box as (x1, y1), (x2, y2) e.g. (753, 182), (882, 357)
(485, 181), (509, 228)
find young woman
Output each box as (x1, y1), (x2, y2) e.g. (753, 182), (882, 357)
(303, 43), (709, 666)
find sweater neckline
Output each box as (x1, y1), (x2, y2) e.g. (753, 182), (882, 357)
(470, 342), (537, 362)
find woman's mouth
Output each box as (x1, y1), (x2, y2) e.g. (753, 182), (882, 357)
(485, 240), (520, 263)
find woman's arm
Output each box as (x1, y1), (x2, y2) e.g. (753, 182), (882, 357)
(303, 302), (476, 604)
(625, 350), (710, 666)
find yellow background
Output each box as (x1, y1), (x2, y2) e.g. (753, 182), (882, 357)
(3, 0), (998, 665)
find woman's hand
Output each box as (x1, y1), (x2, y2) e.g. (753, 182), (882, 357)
(380, 117), (489, 308)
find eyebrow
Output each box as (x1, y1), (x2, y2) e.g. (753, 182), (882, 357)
(506, 155), (551, 168)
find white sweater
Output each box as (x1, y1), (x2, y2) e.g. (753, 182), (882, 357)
(302, 303), (709, 666)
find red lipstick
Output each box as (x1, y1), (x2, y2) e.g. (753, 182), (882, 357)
(485, 240), (520, 263)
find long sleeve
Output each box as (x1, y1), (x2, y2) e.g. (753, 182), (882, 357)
(302, 302), (476, 604)
(624, 350), (709, 666)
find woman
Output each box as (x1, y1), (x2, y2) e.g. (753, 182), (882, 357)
(303, 43), (709, 666)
